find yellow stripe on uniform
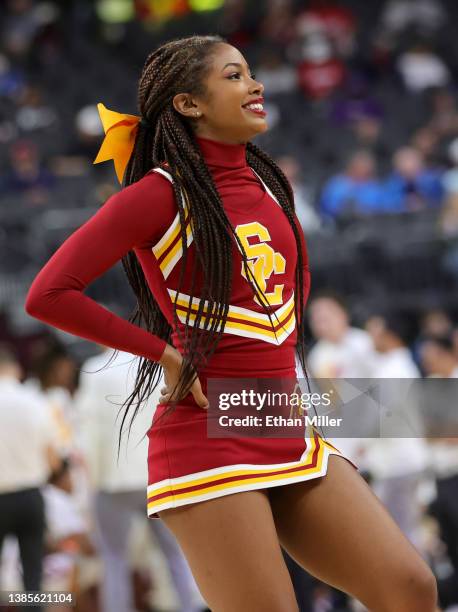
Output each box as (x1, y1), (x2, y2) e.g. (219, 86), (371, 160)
(168, 289), (296, 344)
(158, 220), (193, 279)
(147, 435), (321, 505)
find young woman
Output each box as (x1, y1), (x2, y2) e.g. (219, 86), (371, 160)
(26, 35), (438, 611)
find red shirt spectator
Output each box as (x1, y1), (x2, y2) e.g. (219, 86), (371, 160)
(297, 37), (345, 99)
(296, 0), (357, 57)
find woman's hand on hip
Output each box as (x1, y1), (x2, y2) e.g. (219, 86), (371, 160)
(158, 344), (209, 409)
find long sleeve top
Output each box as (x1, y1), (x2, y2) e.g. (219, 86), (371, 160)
(26, 136), (311, 379)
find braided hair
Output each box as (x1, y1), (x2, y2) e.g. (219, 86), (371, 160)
(117, 34), (310, 453)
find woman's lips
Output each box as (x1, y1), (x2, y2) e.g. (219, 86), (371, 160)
(243, 106), (267, 117)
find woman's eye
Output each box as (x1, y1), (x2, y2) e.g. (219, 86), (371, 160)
(228, 72), (257, 80)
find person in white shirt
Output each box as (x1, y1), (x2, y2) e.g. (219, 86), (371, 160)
(307, 292), (376, 379)
(302, 292), (378, 611)
(364, 313), (429, 551)
(29, 346), (93, 524)
(0, 345), (60, 604)
(307, 291), (377, 467)
(32, 348), (78, 458)
(397, 44), (450, 93)
(42, 457), (96, 593)
(76, 346), (204, 612)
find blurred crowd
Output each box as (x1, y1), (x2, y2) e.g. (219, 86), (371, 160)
(2, 295), (458, 610)
(302, 291), (458, 611)
(1, 0), (458, 610)
(1, 0), (458, 223)
(0, 0), (458, 318)
(0, 341), (208, 612)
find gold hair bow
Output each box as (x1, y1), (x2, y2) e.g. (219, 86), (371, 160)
(93, 102), (141, 184)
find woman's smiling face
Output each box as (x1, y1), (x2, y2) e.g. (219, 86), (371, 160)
(172, 42), (267, 144)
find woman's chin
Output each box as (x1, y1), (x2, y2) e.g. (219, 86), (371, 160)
(249, 120), (268, 137)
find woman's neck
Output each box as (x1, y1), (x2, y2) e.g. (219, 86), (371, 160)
(195, 134), (248, 170)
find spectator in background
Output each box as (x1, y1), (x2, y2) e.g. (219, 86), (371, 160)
(50, 104), (106, 180)
(382, 146), (443, 212)
(254, 49), (297, 96)
(419, 334), (458, 609)
(295, 0), (357, 58)
(440, 138), (458, 234)
(442, 139), (458, 201)
(427, 88), (458, 140)
(439, 138), (458, 281)
(364, 313), (429, 552)
(2, 0), (59, 60)
(34, 346), (77, 395)
(411, 127), (440, 167)
(411, 308), (454, 370)
(4, 458), (98, 608)
(258, 0), (296, 46)
(218, 0), (251, 49)
(378, 0), (446, 39)
(29, 344), (91, 529)
(41, 458), (97, 601)
(276, 155), (320, 233)
(357, 127), (392, 173)
(307, 290), (376, 468)
(319, 150), (383, 220)
(420, 334), (458, 378)
(1, 139), (55, 206)
(44, 459), (94, 557)
(365, 311), (418, 376)
(397, 42), (450, 94)
(32, 346), (78, 457)
(76, 347), (205, 612)
(0, 52), (25, 100)
(72, 105), (105, 161)
(420, 308), (453, 339)
(0, 345), (61, 606)
(307, 290), (376, 378)
(15, 84), (58, 133)
(297, 33), (345, 100)
(306, 291), (377, 610)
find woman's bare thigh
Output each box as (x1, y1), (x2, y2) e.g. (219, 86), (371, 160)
(158, 490), (298, 612)
(268, 454), (438, 612)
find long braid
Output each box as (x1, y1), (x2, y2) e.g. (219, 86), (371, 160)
(246, 142), (311, 392)
(116, 35), (311, 456)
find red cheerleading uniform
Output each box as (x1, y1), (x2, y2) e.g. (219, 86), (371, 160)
(26, 135), (356, 518)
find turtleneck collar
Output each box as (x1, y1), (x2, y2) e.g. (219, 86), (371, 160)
(195, 135), (248, 170)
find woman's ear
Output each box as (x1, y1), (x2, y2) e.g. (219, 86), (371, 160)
(172, 93), (201, 118)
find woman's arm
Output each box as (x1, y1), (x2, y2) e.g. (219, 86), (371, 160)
(25, 172), (176, 363)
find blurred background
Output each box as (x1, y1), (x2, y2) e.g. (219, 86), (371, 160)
(1, 0), (458, 610)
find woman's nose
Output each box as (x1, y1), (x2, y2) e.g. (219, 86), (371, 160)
(250, 80), (264, 96)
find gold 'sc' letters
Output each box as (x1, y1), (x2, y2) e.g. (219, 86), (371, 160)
(235, 222), (285, 306)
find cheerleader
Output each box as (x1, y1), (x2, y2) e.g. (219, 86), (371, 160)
(26, 35), (438, 611)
